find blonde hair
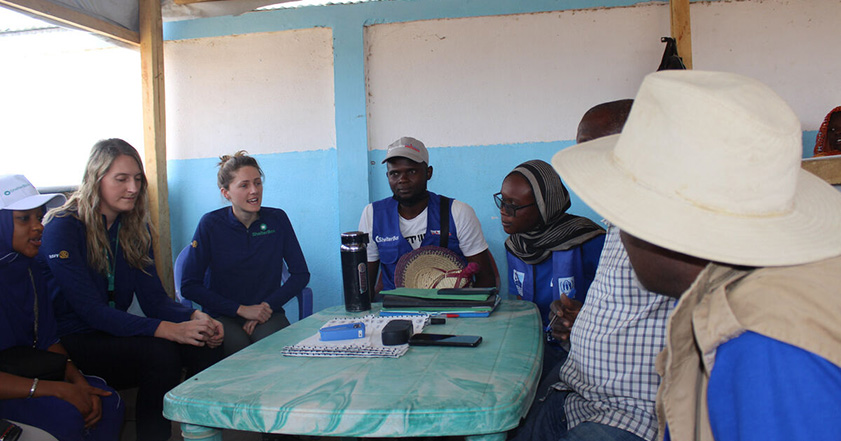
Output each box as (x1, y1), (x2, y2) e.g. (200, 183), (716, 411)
(217, 150), (264, 189)
(45, 139), (153, 274)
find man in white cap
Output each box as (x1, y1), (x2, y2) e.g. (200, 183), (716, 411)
(553, 71), (841, 440)
(358, 136), (495, 294)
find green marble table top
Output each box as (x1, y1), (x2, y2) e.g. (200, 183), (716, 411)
(163, 300), (543, 438)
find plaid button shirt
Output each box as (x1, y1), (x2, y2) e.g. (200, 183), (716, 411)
(555, 226), (675, 441)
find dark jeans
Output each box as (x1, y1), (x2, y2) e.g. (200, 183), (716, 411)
(62, 332), (223, 441)
(510, 353), (646, 441)
(510, 387), (644, 441)
(542, 343), (569, 383)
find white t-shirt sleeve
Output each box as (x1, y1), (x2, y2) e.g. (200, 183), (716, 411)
(358, 203), (379, 262)
(360, 200), (488, 261)
(451, 200), (489, 257)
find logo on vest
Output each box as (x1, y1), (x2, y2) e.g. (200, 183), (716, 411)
(558, 276), (575, 298)
(512, 270), (525, 296)
(375, 235), (399, 243)
(49, 250), (70, 259)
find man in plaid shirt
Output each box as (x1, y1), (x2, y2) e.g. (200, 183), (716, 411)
(510, 100), (674, 441)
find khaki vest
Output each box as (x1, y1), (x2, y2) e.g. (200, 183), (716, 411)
(656, 255), (841, 441)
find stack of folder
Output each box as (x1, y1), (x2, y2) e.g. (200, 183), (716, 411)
(380, 287), (500, 317)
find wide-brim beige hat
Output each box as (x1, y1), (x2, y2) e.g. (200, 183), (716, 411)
(394, 245), (470, 289)
(553, 70), (841, 267)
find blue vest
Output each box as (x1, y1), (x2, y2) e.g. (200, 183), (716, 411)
(506, 234), (605, 324)
(372, 192), (461, 290)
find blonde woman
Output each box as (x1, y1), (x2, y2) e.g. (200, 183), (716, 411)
(41, 139), (224, 441)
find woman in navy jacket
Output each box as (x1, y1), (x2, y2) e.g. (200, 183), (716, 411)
(0, 174), (123, 441)
(181, 151), (310, 356)
(40, 139), (224, 441)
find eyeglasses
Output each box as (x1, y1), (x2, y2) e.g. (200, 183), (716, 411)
(493, 192), (536, 217)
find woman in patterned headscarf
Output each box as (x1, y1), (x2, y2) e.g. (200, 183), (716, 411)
(814, 106), (841, 157)
(495, 159), (605, 374)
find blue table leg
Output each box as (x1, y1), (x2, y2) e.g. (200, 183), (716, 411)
(180, 423), (222, 441)
(466, 432), (507, 441)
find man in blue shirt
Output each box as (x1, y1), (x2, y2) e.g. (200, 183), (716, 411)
(358, 136), (495, 294)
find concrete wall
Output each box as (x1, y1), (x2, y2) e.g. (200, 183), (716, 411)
(162, 0), (841, 315)
(164, 27), (338, 318)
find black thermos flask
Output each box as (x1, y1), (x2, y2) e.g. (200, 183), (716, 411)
(340, 231), (372, 312)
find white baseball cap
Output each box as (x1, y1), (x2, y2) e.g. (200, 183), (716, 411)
(0, 175), (66, 211)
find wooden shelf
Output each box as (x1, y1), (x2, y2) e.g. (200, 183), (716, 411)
(802, 156), (841, 185)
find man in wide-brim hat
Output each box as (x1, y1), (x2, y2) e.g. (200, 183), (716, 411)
(553, 70), (841, 440)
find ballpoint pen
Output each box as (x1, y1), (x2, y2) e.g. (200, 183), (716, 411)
(544, 313), (558, 342)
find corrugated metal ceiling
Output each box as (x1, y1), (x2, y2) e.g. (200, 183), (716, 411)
(0, 6), (55, 32)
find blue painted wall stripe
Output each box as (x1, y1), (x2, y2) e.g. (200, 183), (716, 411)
(168, 149), (341, 315)
(333, 20), (372, 233)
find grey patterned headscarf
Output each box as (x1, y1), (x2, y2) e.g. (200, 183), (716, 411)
(504, 160), (605, 265)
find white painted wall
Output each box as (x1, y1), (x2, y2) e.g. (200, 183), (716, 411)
(365, 0), (841, 151)
(366, 6), (668, 149)
(164, 28), (336, 160)
(691, 0), (840, 126)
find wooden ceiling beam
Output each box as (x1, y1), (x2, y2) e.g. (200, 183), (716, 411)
(0, 0), (139, 46)
(173, 0), (226, 4)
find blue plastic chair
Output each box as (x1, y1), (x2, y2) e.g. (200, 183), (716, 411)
(173, 245), (313, 320)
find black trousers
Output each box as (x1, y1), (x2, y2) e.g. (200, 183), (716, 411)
(62, 332), (223, 441)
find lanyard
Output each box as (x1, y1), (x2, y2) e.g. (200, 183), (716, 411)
(29, 268), (39, 348)
(105, 222), (121, 308)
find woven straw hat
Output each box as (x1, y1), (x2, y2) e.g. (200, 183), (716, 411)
(553, 70), (841, 266)
(394, 246), (472, 289)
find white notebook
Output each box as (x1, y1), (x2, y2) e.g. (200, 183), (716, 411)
(282, 314), (428, 358)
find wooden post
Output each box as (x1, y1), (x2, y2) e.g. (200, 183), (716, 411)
(670, 0), (693, 69)
(139, 0), (175, 297)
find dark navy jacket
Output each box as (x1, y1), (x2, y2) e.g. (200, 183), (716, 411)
(181, 207), (310, 318)
(41, 213), (193, 337)
(0, 209), (59, 351)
